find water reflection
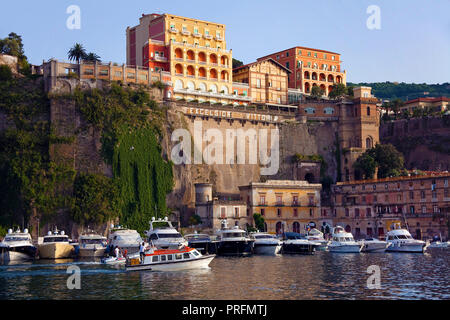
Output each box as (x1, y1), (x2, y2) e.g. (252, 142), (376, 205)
(0, 251), (448, 300)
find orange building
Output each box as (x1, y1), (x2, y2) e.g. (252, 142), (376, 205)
(257, 46), (346, 96)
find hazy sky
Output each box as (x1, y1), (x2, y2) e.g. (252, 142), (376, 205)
(1, 0), (449, 83)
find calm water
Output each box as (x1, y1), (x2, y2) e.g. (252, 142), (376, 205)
(0, 250), (448, 300)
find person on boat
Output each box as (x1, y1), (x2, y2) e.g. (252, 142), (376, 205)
(123, 249), (128, 258)
(139, 242), (146, 263)
(114, 246), (120, 259)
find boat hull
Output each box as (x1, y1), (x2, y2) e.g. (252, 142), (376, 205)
(0, 246), (37, 261)
(282, 243), (316, 255)
(78, 247), (107, 257)
(217, 240), (254, 256)
(360, 242), (388, 253)
(38, 243), (74, 259)
(254, 243), (281, 255)
(126, 255), (215, 271)
(386, 243), (425, 253)
(328, 244), (362, 253)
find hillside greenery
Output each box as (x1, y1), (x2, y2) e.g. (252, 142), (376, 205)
(347, 82), (450, 101)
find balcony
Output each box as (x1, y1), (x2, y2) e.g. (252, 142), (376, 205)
(215, 36), (223, 41)
(193, 33), (202, 38)
(154, 55), (167, 62)
(169, 28), (178, 33)
(204, 34), (213, 40)
(275, 202), (284, 207)
(181, 30), (191, 36)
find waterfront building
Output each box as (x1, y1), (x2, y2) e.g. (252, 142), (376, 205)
(194, 183), (250, 231)
(232, 58), (291, 106)
(126, 13), (251, 105)
(257, 46), (346, 95)
(399, 97), (449, 114)
(238, 180), (322, 234)
(331, 173), (450, 240)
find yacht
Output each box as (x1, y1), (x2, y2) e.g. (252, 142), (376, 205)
(0, 228), (37, 261)
(250, 232), (282, 255)
(358, 238), (390, 253)
(38, 229), (75, 259)
(126, 246), (215, 272)
(184, 232), (218, 254)
(107, 226), (143, 255)
(145, 217), (188, 249)
(281, 232), (316, 254)
(385, 223), (427, 253)
(215, 220), (254, 256)
(78, 232), (107, 257)
(328, 226), (362, 253)
(305, 228), (329, 251)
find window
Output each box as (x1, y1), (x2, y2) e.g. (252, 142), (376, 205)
(433, 205), (439, 213)
(286, 52), (289, 57)
(445, 189), (449, 198)
(422, 206), (427, 214)
(259, 195), (265, 205)
(432, 191), (437, 199)
(161, 255), (166, 261)
(183, 253), (190, 259)
(277, 208), (281, 217)
(127, 73), (135, 79)
(309, 208), (313, 217)
(233, 90), (238, 95)
(115, 71), (122, 77)
(220, 207), (226, 219)
(152, 256), (159, 262)
(276, 55), (280, 60)
(286, 62), (290, 69)
(99, 69), (108, 76)
(410, 191), (414, 199)
(445, 179), (448, 187)
(421, 191), (426, 199)
(276, 195), (282, 205)
(366, 208), (371, 217)
(355, 208), (360, 217)
(293, 208), (298, 217)
(293, 195), (298, 205)
(194, 27), (199, 34)
(167, 254), (173, 261)
(332, 56), (335, 60)
(175, 253), (182, 260)
(324, 54), (327, 59)
(261, 208), (265, 216)
(410, 206), (415, 214)
(367, 106), (371, 116)
(307, 52), (311, 57)
(256, 79), (261, 88)
(84, 68), (94, 75)
(345, 208), (349, 217)
(234, 207), (240, 218)
(314, 53), (317, 58)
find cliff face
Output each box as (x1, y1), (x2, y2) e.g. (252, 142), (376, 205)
(380, 117), (450, 171)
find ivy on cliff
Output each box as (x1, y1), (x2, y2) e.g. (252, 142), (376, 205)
(72, 83), (174, 232)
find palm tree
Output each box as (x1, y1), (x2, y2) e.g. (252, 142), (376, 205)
(68, 43), (87, 64)
(83, 52), (101, 62)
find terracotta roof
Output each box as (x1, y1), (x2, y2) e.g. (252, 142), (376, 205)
(257, 46), (341, 61)
(405, 96), (449, 104)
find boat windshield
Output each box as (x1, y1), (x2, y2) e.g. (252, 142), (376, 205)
(155, 233), (183, 239)
(5, 236), (30, 242)
(44, 236), (68, 243)
(81, 239), (104, 244)
(395, 235), (413, 240)
(254, 235), (274, 239)
(223, 233), (244, 238)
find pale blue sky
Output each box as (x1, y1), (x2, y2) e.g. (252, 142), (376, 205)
(1, 0), (449, 83)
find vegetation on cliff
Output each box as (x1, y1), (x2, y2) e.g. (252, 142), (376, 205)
(72, 83), (174, 232)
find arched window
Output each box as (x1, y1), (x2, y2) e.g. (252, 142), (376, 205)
(293, 222), (300, 233)
(366, 137), (373, 149)
(276, 222), (283, 234)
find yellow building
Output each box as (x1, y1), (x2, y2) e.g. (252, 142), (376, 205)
(239, 180), (322, 234)
(127, 13), (248, 104)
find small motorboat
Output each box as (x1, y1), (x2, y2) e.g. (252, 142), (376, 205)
(215, 220), (254, 256)
(107, 226), (143, 255)
(102, 256), (127, 265)
(250, 232), (282, 255)
(281, 232), (316, 255)
(125, 246), (215, 272)
(305, 228), (329, 251)
(145, 217), (188, 249)
(328, 226), (362, 253)
(38, 229), (75, 259)
(427, 234), (449, 249)
(78, 232), (107, 258)
(0, 228), (37, 261)
(358, 238), (389, 253)
(385, 223), (426, 253)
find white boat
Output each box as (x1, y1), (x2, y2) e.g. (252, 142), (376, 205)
(385, 223), (426, 253)
(306, 228), (329, 251)
(358, 238), (389, 253)
(184, 232), (218, 255)
(250, 232), (282, 255)
(102, 256), (127, 265)
(0, 228), (37, 261)
(38, 229), (74, 259)
(78, 232), (107, 257)
(328, 226), (362, 253)
(126, 246), (215, 272)
(145, 217), (188, 249)
(107, 227), (143, 255)
(215, 220), (254, 256)
(427, 234), (450, 249)
(281, 232), (316, 254)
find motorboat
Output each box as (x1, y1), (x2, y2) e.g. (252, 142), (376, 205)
(280, 232), (316, 254)
(0, 228), (37, 261)
(38, 229), (75, 259)
(427, 234), (449, 249)
(184, 232), (218, 254)
(102, 256), (127, 265)
(305, 228), (329, 251)
(385, 223), (426, 253)
(78, 232), (107, 257)
(145, 217), (188, 249)
(250, 232), (282, 255)
(328, 226), (362, 253)
(126, 246), (215, 272)
(107, 226), (143, 255)
(358, 238), (389, 253)
(215, 220), (254, 256)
